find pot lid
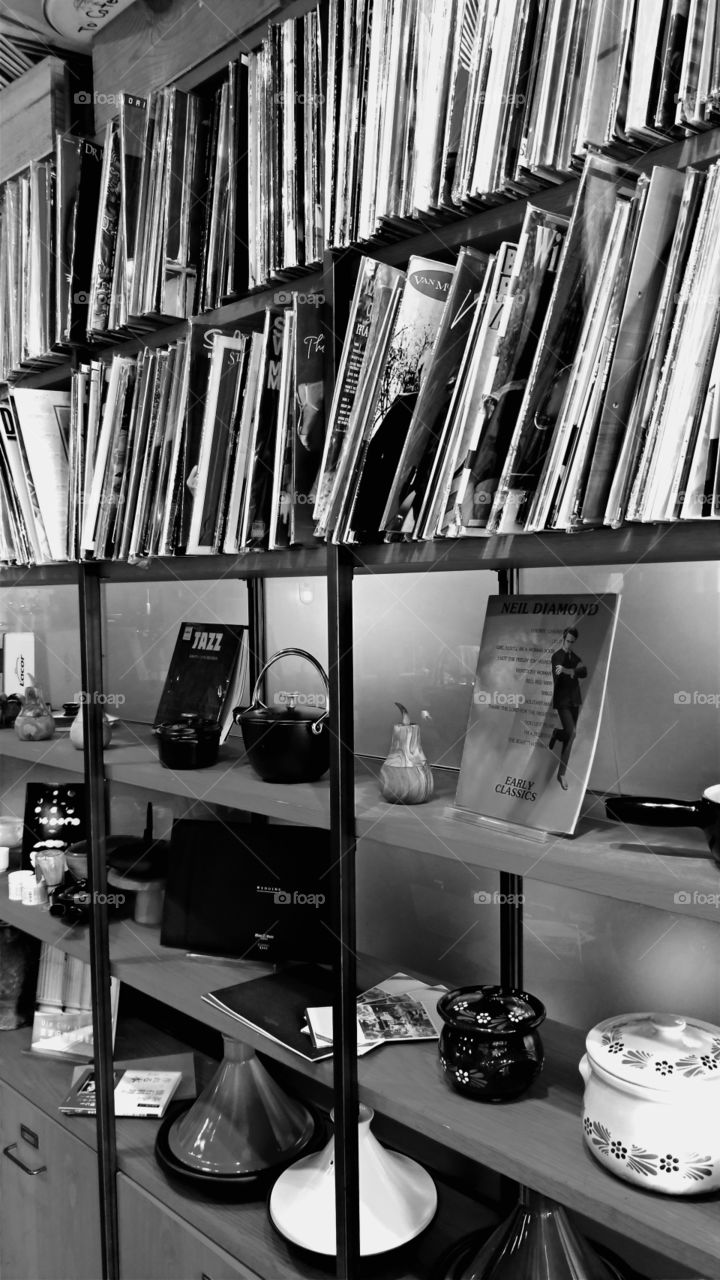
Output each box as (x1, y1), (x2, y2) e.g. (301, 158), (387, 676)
(156, 716), (220, 741)
(587, 1013), (720, 1089)
(437, 985), (546, 1033)
(240, 704), (321, 724)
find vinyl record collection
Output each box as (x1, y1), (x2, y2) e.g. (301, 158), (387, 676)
(1, 0), (720, 563)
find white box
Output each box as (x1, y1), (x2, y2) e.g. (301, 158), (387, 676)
(3, 632), (35, 697)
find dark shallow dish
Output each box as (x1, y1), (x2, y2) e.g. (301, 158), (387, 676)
(154, 1099), (324, 1201)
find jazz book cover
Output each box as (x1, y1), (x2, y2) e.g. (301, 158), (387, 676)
(455, 595), (620, 835)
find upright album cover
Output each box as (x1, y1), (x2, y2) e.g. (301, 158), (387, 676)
(455, 594), (621, 835)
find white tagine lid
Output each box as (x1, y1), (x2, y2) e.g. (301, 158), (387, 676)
(586, 1012), (720, 1092)
(269, 1103), (437, 1255)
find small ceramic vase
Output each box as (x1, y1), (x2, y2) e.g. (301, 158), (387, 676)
(13, 687), (55, 742)
(379, 702), (434, 804)
(70, 708), (113, 750)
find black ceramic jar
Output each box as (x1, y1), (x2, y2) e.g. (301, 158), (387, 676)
(437, 985), (546, 1102)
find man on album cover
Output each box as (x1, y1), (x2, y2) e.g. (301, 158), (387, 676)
(548, 626), (587, 790)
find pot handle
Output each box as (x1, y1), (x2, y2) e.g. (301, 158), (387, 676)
(579, 1053), (591, 1086)
(245, 648), (330, 732)
(604, 795), (704, 828)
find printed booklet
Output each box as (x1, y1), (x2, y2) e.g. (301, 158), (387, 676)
(455, 594), (621, 835)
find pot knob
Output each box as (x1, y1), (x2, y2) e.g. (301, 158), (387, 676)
(650, 1014), (687, 1042)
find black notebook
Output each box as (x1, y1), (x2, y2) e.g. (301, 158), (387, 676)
(202, 964), (336, 1061)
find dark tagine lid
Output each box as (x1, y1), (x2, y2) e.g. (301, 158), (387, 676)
(437, 984), (546, 1033)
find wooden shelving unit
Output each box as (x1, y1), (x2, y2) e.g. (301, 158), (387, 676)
(3, 10), (720, 1277)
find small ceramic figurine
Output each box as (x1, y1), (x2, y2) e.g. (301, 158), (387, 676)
(379, 702), (434, 805)
(13, 687), (55, 742)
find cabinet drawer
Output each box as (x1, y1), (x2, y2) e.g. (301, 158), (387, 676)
(0, 1081), (102, 1280)
(117, 1175), (258, 1280)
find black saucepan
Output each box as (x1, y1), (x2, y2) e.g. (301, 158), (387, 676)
(604, 785), (720, 867)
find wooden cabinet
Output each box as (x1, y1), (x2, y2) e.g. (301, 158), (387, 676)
(0, 1080), (102, 1280)
(117, 1176), (257, 1280)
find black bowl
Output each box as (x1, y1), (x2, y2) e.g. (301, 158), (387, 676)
(154, 716), (221, 770)
(437, 985), (546, 1102)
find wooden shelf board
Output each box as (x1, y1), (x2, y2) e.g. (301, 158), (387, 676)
(2, 518), (720, 586)
(115, 1144), (489, 1280)
(0, 880), (92, 962)
(2, 727), (718, 919)
(351, 523), (720, 572)
(353, 768), (720, 920)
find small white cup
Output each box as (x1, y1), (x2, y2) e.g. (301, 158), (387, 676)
(0, 846), (9, 873)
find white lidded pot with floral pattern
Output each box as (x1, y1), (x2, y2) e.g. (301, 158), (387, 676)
(579, 1012), (720, 1195)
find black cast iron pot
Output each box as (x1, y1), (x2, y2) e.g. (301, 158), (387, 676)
(437, 984), (546, 1102)
(234, 649), (330, 784)
(604, 785), (720, 867)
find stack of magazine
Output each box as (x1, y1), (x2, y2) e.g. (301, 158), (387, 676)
(2, 1), (720, 385)
(202, 966), (446, 1063)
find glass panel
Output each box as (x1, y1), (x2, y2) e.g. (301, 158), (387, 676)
(0, 584), (80, 708)
(103, 579), (248, 724)
(264, 571), (497, 766)
(521, 561), (720, 798)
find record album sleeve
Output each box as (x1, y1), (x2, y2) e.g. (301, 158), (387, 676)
(161, 821), (336, 965)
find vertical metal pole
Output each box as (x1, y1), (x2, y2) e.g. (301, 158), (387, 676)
(78, 564), (119, 1280)
(327, 544), (360, 1280)
(246, 576), (266, 699)
(496, 567), (524, 991)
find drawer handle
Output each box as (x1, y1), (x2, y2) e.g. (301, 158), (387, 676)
(3, 1143), (47, 1175)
